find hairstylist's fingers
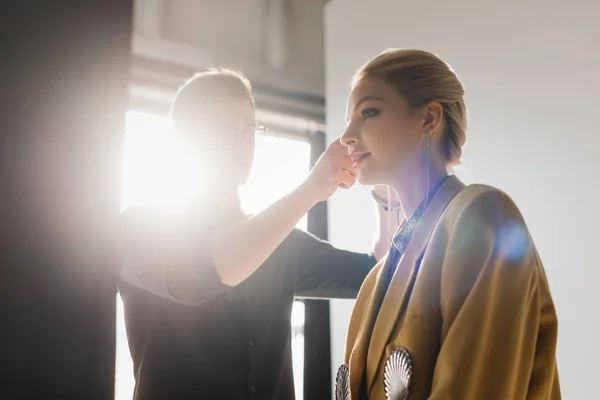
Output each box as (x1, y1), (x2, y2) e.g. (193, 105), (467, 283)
(327, 144), (350, 159)
(337, 169), (357, 189)
(339, 158), (356, 176)
(327, 137), (351, 156)
(326, 145), (355, 172)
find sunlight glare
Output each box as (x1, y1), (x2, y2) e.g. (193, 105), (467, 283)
(121, 111), (206, 212)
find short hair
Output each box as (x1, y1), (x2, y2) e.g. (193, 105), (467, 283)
(353, 49), (467, 166)
(170, 67), (254, 132)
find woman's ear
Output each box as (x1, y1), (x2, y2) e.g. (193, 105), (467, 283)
(422, 101), (444, 137)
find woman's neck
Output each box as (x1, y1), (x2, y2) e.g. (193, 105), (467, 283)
(389, 161), (448, 220)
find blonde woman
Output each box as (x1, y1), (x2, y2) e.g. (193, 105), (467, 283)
(335, 49), (560, 399)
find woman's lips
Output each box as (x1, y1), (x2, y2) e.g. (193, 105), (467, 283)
(350, 152), (370, 167)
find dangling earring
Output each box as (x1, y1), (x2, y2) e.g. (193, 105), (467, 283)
(387, 185), (393, 243)
(424, 133), (431, 205)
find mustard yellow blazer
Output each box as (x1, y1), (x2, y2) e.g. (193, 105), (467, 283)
(343, 176), (560, 399)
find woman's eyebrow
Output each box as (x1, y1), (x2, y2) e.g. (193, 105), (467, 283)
(346, 95), (385, 123)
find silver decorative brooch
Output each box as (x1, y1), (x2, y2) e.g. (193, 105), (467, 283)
(384, 348), (412, 400)
(335, 363), (351, 400)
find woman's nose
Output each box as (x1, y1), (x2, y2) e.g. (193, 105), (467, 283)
(340, 127), (357, 147)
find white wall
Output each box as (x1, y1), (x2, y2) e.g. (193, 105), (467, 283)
(325, 0), (600, 397)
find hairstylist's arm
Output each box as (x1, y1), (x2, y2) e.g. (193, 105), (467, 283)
(210, 139), (356, 287)
(292, 185), (401, 299)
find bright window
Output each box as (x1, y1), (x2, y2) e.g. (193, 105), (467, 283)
(117, 111), (310, 400)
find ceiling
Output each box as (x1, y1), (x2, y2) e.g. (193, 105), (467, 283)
(132, 0), (326, 98)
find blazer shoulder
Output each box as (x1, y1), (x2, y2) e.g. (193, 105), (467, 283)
(438, 184), (534, 271)
(437, 185), (539, 304)
(447, 184), (525, 227)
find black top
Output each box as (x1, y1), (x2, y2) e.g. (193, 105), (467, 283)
(118, 207), (376, 400)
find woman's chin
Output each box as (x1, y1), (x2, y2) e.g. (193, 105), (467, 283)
(356, 169), (377, 186)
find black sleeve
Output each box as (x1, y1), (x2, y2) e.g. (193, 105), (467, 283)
(288, 229), (377, 299)
(119, 207), (227, 306)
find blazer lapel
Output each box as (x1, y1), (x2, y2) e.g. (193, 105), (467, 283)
(347, 252), (393, 398)
(365, 176), (465, 392)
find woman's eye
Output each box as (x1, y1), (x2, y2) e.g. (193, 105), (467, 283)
(361, 108), (380, 119)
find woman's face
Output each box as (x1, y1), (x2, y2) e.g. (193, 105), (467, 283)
(341, 78), (426, 187)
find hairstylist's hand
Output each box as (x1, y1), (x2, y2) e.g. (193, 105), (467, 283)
(299, 138), (357, 204)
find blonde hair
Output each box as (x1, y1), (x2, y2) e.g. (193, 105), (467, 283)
(353, 49), (467, 166)
(170, 67), (254, 128)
